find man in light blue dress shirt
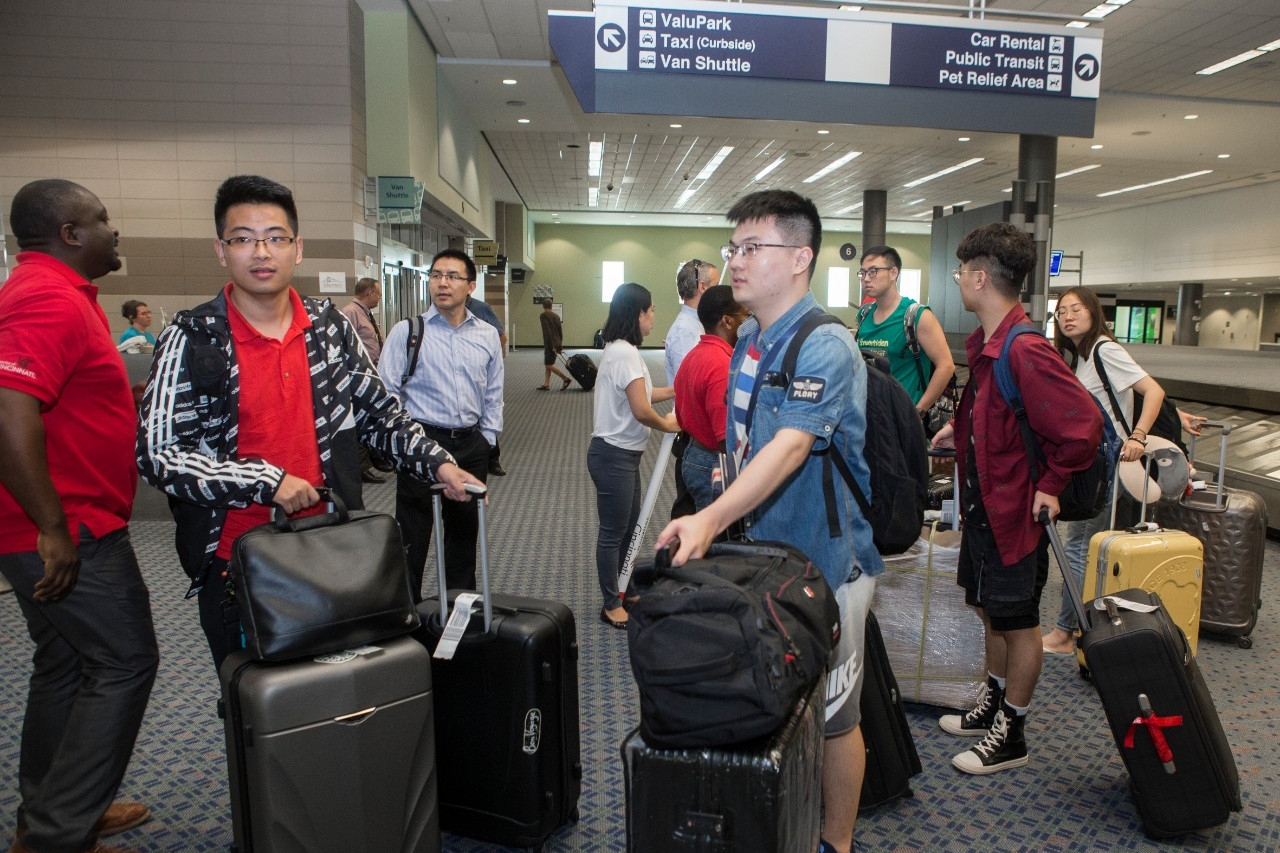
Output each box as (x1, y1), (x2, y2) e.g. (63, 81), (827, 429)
(379, 249), (505, 596)
(664, 259), (719, 519)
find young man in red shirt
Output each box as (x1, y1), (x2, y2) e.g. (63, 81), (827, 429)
(0, 179), (159, 853)
(672, 284), (749, 512)
(136, 175), (481, 674)
(932, 222), (1101, 774)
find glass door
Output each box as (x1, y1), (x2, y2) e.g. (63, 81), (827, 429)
(1113, 301), (1163, 344)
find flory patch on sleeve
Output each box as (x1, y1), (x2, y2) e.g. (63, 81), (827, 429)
(787, 375), (826, 403)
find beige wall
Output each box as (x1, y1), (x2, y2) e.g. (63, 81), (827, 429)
(0, 0), (378, 338)
(513, 222), (933, 348)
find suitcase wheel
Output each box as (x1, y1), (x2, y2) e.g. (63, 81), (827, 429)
(1237, 635), (1253, 650)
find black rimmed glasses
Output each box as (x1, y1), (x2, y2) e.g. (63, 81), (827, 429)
(427, 270), (471, 283)
(857, 266), (893, 280)
(219, 235), (296, 250)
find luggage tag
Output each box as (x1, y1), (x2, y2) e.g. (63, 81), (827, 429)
(433, 592), (483, 660)
(1093, 595), (1160, 614)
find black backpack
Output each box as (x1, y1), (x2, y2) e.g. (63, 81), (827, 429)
(780, 310), (928, 555)
(627, 541), (839, 748)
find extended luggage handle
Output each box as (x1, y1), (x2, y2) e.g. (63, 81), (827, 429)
(431, 482), (492, 632)
(271, 487), (348, 531)
(1040, 508), (1089, 629)
(1185, 421), (1232, 510)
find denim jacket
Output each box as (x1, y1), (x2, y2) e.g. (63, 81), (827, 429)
(728, 293), (884, 589)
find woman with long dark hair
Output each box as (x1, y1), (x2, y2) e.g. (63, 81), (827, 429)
(1043, 285), (1169, 654)
(589, 283), (679, 629)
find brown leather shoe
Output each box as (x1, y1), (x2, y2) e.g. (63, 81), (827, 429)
(93, 801), (151, 836)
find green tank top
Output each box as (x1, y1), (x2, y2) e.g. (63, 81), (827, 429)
(855, 297), (932, 403)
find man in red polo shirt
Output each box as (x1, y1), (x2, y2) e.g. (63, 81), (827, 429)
(136, 175), (481, 673)
(672, 285), (750, 513)
(0, 179), (159, 853)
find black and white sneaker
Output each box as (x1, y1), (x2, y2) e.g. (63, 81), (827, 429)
(939, 677), (1003, 736)
(952, 704), (1028, 775)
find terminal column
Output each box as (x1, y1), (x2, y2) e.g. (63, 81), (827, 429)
(862, 189), (887, 254)
(1175, 283), (1203, 346)
(1017, 134), (1057, 324)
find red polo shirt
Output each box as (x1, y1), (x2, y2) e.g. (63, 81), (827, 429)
(955, 305), (1101, 565)
(0, 253), (137, 553)
(216, 285), (324, 558)
(674, 334), (733, 451)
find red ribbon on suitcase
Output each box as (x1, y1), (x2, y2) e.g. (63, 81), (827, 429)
(1124, 712), (1183, 769)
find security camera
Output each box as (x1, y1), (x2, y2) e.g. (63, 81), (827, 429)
(683, 173), (690, 181)
(607, 183), (614, 192)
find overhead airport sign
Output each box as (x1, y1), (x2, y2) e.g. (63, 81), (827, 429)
(589, 1), (1101, 99)
(551, 1), (1103, 137)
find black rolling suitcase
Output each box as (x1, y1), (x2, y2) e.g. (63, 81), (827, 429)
(414, 487), (581, 851)
(621, 677), (824, 853)
(1155, 423), (1268, 648)
(858, 610), (921, 812)
(221, 637), (439, 853)
(561, 351), (597, 391)
(1043, 512), (1241, 838)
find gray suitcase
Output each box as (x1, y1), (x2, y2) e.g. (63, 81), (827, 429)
(221, 637), (439, 853)
(1156, 423), (1267, 648)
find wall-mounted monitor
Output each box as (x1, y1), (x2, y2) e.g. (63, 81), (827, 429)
(1049, 250), (1064, 277)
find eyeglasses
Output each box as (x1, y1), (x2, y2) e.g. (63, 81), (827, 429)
(857, 266), (893, 280)
(951, 267), (977, 284)
(220, 235), (296, 250)
(1054, 304), (1087, 319)
(720, 242), (802, 262)
(427, 270), (471, 283)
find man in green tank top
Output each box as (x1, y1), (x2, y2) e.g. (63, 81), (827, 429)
(853, 245), (956, 416)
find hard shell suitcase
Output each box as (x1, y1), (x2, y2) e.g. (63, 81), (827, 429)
(622, 676), (824, 853)
(1045, 515), (1241, 839)
(858, 610), (922, 812)
(414, 487), (581, 851)
(1155, 423), (1267, 648)
(561, 351), (597, 391)
(221, 637), (439, 853)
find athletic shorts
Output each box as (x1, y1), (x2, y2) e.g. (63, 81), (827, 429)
(824, 571), (876, 737)
(957, 523), (1049, 632)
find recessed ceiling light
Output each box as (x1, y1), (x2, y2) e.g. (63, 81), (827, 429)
(517, 118), (530, 124)
(1217, 153), (1231, 159)
(502, 78), (517, 85)
(958, 137), (971, 142)
(670, 123), (682, 128)
(1066, 20), (1090, 28)
(803, 151), (861, 183)
(754, 154), (787, 182)
(1056, 164), (1101, 178)
(817, 129), (830, 135)
(1184, 114), (1199, 120)
(1091, 144), (1104, 150)
(908, 198), (925, 205)
(1096, 169), (1213, 198)
(902, 157), (984, 188)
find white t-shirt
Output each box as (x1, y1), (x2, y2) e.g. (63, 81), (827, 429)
(1075, 339), (1148, 436)
(593, 340), (652, 451)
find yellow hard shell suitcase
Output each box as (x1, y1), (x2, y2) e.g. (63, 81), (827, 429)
(1083, 528), (1204, 656)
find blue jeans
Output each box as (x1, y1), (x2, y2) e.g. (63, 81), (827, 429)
(0, 527), (159, 853)
(681, 442), (720, 513)
(1057, 503), (1113, 632)
(588, 436), (643, 609)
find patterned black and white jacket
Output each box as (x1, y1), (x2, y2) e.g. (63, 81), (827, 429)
(136, 288), (454, 593)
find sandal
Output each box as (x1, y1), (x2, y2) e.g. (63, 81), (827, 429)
(535, 385), (550, 391)
(561, 377), (572, 391)
(599, 607), (628, 630)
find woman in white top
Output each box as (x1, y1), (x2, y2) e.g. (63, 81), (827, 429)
(1043, 286), (1168, 654)
(589, 283), (679, 630)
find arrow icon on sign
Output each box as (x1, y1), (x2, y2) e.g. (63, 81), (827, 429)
(598, 23), (625, 52)
(1075, 55), (1099, 80)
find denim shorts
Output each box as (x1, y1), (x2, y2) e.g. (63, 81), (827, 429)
(956, 523), (1049, 632)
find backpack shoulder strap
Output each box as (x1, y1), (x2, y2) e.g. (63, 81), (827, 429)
(1091, 340), (1132, 437)
(854, 303), (874, 333)
(401, 314), (425, 385)
(780, 310), (843, 385)
(993, 323), (1048, 482)
(903, 301), (928, 389)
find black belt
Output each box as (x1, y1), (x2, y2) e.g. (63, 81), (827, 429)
(688, 435), (718, 454)
(417, 421), (480, 439)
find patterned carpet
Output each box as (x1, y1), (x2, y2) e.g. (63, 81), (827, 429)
(1, 348), (1278, 853)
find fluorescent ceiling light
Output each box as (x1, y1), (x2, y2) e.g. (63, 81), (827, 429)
(517, 118), (530, 124)
(588, 187), (599, 207)
(1096, 170), (1212, 197)
(754, 154), (787, 182)
(1066, 21), (1091, 28)
(674, 187), (698, 209)
(903, 157), (984, 188)
(835, 202), (864, 215)
(1056, 164), (1101, 178)
(1083, 3), (1121, 20)
(803, 151), (861, 183)
(1260, 39), (1280, 51)
(695, 146), (734, 182)
(1197, 50), (1265, 75)
(588, 141), (603, 178)
(502, 78), (517, 85)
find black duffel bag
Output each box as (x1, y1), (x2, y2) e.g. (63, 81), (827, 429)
(627, 541), (840, 749)
(231, 488), (419, 661)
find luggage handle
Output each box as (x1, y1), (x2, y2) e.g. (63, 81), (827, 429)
(270, 487), (347, 531)
(1185, 421), (1231, 509)
(1040, 509), (1088, 628)
(1109, 448), (1159, 531)
(431, 482), (492, 633)
(927, 448), (960, 530)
